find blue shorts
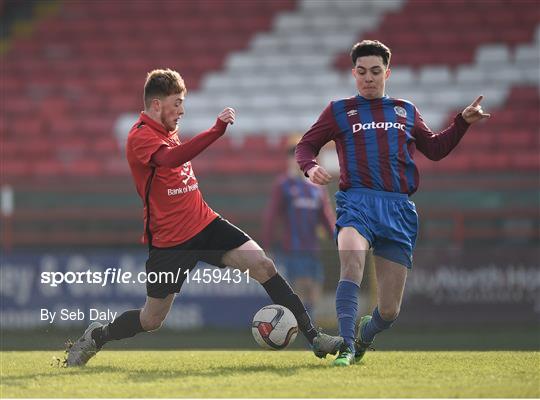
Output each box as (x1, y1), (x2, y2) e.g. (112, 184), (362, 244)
(335, 188), (418, 268)
(276, 253), (324, 283)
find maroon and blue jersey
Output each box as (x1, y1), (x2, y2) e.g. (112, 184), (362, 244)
(262, 174), (335, 252)
(296, 95), (470, 195)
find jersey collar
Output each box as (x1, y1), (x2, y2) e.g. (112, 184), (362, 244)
(356, 94), (389, 101)
(139, 112), (178, 137)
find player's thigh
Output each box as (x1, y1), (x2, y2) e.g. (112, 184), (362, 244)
(140, 293), (176, 329)
(221, 239), (276, 282)
(221, 239), (263, 269)
(373, 255), (407, 319)
(199, 217), (252, 267)
(337, 226), (370, 281)
(145, 245), (195, 299)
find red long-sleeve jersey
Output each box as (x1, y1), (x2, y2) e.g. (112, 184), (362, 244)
(126, 112), (227, 247)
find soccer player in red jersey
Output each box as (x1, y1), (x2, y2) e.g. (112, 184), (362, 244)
(296, 41), (490, 366)
(66, 69), (343, 366)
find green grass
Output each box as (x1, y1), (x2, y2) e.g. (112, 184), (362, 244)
(1, 351), (538, 398)
(2, 326), (539, 350)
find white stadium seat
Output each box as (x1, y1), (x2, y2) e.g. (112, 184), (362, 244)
(140, 2), (538, 135)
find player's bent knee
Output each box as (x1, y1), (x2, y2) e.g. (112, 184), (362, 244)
(339, 259), (364, 281)
(257, 256), (276, 275)
(140, 313), (167, 331)
(340, 260), (361, 274)
(141, 317), (163, 332)
(378, 306), (400, 321)
(251, 256), (277, 282)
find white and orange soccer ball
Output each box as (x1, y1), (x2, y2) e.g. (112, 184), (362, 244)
(251, 305), (298, 350)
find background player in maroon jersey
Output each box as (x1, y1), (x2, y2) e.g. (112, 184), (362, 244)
(262, 136), (335, 319)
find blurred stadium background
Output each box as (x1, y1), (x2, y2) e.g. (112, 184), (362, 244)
(1, 0), (538, 350)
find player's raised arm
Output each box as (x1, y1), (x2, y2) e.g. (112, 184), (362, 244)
(218, 107), (235, 125)
(151, 108), (234, 168)
(413, 96), (490, 161)
(461, 95), (491, 124)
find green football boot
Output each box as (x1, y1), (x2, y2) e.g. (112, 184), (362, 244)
(333, 344), (356, 367)
(354, 315), (373, 362)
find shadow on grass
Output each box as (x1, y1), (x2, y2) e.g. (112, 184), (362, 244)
(1, 365), (123, 387)
(124, 362), (329, 382)
(1, 360), (328, 389)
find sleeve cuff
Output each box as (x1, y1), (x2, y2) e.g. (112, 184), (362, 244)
(456, 113), (470, 127)
(302, 161), (318, 177)
(214, 118), (228, 131)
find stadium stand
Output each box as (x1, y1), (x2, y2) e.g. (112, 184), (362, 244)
(176, 0), (539, 135)
(334, 0), (540, 69)
(1, 0), (538, 249)
(415, 85), (540, 172)
(1, 0), (295, 182)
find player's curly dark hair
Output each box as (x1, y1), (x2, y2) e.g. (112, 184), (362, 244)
(350, 40), (392, 67)
(144, 69), (187, 108)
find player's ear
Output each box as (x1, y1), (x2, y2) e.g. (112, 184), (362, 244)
(151, 98), (161, 113)
(385, 67), (391, 80)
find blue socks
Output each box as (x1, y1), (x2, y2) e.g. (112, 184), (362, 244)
(361, 306), (395, 343)
(336, 281), (397, 348)
(335, 279), (359, 349)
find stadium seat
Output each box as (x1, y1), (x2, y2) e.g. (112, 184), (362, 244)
(3, 0), (294, 179)
(2, 0), (538, 248)
(440, 85), (539, 171)
(335, 0), (539, 69)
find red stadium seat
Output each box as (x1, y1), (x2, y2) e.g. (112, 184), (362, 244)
(439, 86), (539, 172)
(66, 160), (104, 177)
(437, 153), (472, 172)
(496, 131), (533, 149)
(33, 160), (65, 178)
(3, 0), (295, 185)
(242, 136), (271, 152)
(334, 0), (540, 70)
(1, 160), (32, 181)
(510, 152), (540, 170)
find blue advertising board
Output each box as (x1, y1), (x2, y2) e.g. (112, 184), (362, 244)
(1, 250), (270, 329)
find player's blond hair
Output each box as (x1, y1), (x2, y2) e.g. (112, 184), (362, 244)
(144, 69), (187, 109)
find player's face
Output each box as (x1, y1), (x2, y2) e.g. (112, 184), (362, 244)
(158, 94), (185, 132)
(287, 154), (300, 176)
(352, 55), (390, 99)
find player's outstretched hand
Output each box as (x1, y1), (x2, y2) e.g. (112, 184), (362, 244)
(307, 165), (332, 185)
(461, 95), (491, 124)
(218, 107), (235, 125)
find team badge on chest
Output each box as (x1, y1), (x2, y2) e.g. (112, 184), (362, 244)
(394, 106), (407, 118)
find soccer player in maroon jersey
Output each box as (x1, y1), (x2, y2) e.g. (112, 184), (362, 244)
(66, 69), (343, 366)
(296, 40), (490, 366)
(262, 137), (335, 318)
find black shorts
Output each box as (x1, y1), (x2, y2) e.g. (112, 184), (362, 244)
(145, 216), (251, 298)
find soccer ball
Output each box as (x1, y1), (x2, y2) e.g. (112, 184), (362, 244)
(251, 305), (298, 350)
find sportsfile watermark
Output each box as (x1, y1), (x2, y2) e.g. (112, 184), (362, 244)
(40, 267), (250, 287)
(1, 247), (538, 340)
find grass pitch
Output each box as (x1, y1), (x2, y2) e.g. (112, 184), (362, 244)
(1, 350), (538, 398)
